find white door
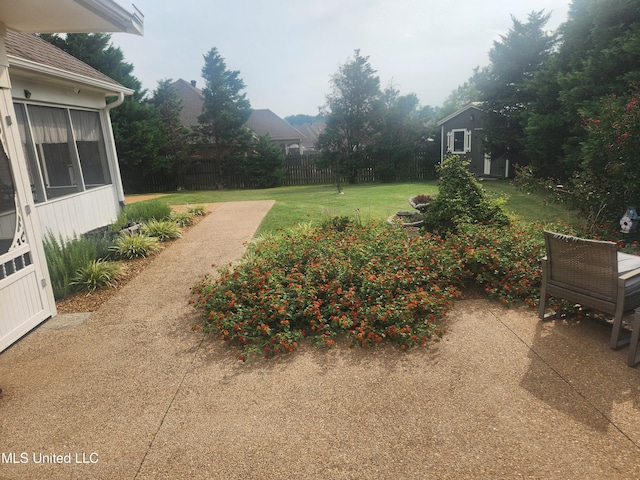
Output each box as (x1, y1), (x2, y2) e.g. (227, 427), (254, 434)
(0, 75), (55, 352)
(483, 153), (492, 176)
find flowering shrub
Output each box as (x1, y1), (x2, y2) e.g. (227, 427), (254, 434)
(192, 222), (459, 360)
(446, 221), (545, 307)
(191, 218), (559, 361)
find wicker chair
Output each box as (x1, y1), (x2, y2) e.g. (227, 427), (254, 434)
(539, 231), (640, 351)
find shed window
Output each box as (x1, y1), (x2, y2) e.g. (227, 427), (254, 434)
(446, 129), (472, 154)
(14, 103), (112, 203)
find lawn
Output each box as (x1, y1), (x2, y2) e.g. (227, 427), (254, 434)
(160, 180), (581, 235)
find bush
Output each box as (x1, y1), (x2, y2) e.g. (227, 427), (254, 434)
(186, 205), (206, 216)
(192, 222), (457, 361)
(422, 156), (509, 232)
(170, 210), (194, 227)
(43, 232), (113, 300)
(142, 219), (182, 241)
(111, 233), (160, 259)
(446, 221), (545, 307)
(71, 259), (121, 293)
(112, 199), (172, 231)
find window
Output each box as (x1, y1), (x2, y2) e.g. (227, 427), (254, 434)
(14, 103), (112, 202)
(71, 110), (111, 187)
(446, 129), (472, 154)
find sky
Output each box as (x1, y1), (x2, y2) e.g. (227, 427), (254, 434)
(110, 0), (573, 119)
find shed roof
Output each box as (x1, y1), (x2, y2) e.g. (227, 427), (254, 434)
(5, 30), (130, 94)
(437, 102), (484, 126)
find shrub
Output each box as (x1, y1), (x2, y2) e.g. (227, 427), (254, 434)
(170, 210), (194, 227)
(43, 232), (113, 300)
(142, 219), (182, 241)
(321, 215), (358, 232)
(186, 205), (206, 216)
(192, 222), (457, 361)
(422, 156), (509, 232)
(71, 259), (121, 293)
(446, 221), (545, 307)
(112, 199), (172, 231)
(111, 233), (160, 259)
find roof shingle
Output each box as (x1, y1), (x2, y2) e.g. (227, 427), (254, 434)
(5, 30), (125, 90)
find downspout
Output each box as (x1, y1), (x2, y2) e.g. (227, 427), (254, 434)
(103, 92), (126, 206)
(105, 91), (125, 112)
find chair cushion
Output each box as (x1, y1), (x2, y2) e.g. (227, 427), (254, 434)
(619, 252), (640, 296)
(618, 252), (640, 273)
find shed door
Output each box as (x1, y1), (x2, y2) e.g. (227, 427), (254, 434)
(0, 89), (55, 352)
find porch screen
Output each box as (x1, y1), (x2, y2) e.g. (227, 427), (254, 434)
(14, 103), (112, 202)
(70, 110), (111, 187)
(28, 105), (76, 199)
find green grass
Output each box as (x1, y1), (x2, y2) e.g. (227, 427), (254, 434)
(161, 183), (440, 234)
(156, 181), (581, 235)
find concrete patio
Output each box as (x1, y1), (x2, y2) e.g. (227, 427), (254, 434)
(0, 200), (639, 479)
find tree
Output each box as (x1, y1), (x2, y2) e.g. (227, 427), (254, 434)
(196, 47), (252, 189)
(476, 11), (557, 166)
(319, 50), (381, 190)
(149, 79), (193, 188)
(243, 135), (286, 188)
(370, 85), (432, 182)
(437, 74), (481, 119)
(285, 113), (325, 126)
(40, 33), (164, 192)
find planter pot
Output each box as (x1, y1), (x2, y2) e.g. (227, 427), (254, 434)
(408, 197), (431, 212)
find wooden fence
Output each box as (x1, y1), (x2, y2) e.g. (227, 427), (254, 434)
(126, 153), (438, 193)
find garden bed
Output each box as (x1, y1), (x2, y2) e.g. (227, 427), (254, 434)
(55, 205), (209, 313)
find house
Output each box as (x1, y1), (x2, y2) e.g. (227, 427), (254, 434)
(246, 109), (307, 155)
(0, 0), (143, 353)
(437, 103), (510, 178)
(293, 121), (326, 154)
(171, 79), (205, 130)
(7, 31), (133, 239)
(169, 79), (312, 155)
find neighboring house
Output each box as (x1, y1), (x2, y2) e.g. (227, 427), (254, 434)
(170, 79), (315, 155)
(437, 103), (510, 178)
(294, 121), (326, 154)
(171, 78), (204, 130)
(246, 109), (307, 155)
(0, 1), (143, 353)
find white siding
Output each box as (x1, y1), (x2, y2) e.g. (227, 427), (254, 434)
(36, 184), (120, 239)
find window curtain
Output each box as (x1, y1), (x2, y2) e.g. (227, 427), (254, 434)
(70, 110), (101, 142)
(27, 105), (69, 144)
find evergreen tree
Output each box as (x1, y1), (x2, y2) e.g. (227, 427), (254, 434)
(319, 50), (381, 189)
(149, 79), (193, 188)
(243, 135), (286, 188)
(370, 85), (431, 182)
(476, 11), (557, 166)
(196, 47), (252, 189)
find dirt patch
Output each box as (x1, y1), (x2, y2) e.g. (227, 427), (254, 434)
(124, 193), (168, 204)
